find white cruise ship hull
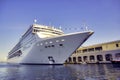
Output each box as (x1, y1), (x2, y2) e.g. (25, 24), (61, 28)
(7, 31), (93, 64)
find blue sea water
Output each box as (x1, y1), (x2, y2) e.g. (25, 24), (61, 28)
(0, 63), (120, 80)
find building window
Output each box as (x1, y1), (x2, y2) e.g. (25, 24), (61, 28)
(97, 55), (103, 61)
(105, 54), (112, 61)
(65, 60), (68, 63)
(116, 44), (119, 47)
(95, 47), (102, 51)
(83, 49), (87, 53)
(115, 53), (120, 58)
(90, 55), (95, 61)
(74, 51), (77, 54)
(83, 56), (88, 61)
(73, 57), (76, 63)
(76, 50), (81, 53)
(78, 57), (82, 62)
(88, 48), (94, 52)
(68, 57), (72, 62)
(78, 50), (81, 53)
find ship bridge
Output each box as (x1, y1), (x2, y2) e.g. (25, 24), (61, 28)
(32, 24), (64, 38)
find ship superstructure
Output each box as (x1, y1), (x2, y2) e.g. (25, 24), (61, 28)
(7, 23), (93, 64)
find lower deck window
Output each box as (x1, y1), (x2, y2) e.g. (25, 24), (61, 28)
(52, 45), (54, 47)
(59, 44), (63, 46)
(45, 46), (47, 48)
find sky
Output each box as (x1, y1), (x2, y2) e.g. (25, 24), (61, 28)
(0, 0), (120, 61)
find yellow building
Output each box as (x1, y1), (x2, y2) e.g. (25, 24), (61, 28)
(66, 40), (120, 64)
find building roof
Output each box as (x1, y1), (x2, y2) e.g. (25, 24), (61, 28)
(80, 40), (120, 49)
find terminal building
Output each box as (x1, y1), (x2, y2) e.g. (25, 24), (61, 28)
(66, 40), (120, 64)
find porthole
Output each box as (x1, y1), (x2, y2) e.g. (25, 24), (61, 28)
(52, 45), (55, 47)
(59, 44), (63, 46)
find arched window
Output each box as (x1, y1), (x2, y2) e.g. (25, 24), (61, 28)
(83, 56), (88, 61)
(90, 55), (95, 61)
(73, 57), (76, 63)
(68, 57), (72, 62)
(115, 53), (120, 58)
(97, 55), (103, 61)
(65, 60), (68, 63)
(105, 54), (112, 61)
(78, 56), (82, 62)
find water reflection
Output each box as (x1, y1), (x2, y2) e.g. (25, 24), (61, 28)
(66, 64), (120, 80)
(0, 63), (120, 80)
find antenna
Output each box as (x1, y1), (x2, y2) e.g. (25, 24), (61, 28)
(59, 26), (62, 30)
(34, 19), (37, 24)
(85, 26), (88, 31)
(82, 21), (89, 31)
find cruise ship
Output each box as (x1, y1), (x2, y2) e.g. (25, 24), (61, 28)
(7, 23), (93, 64)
